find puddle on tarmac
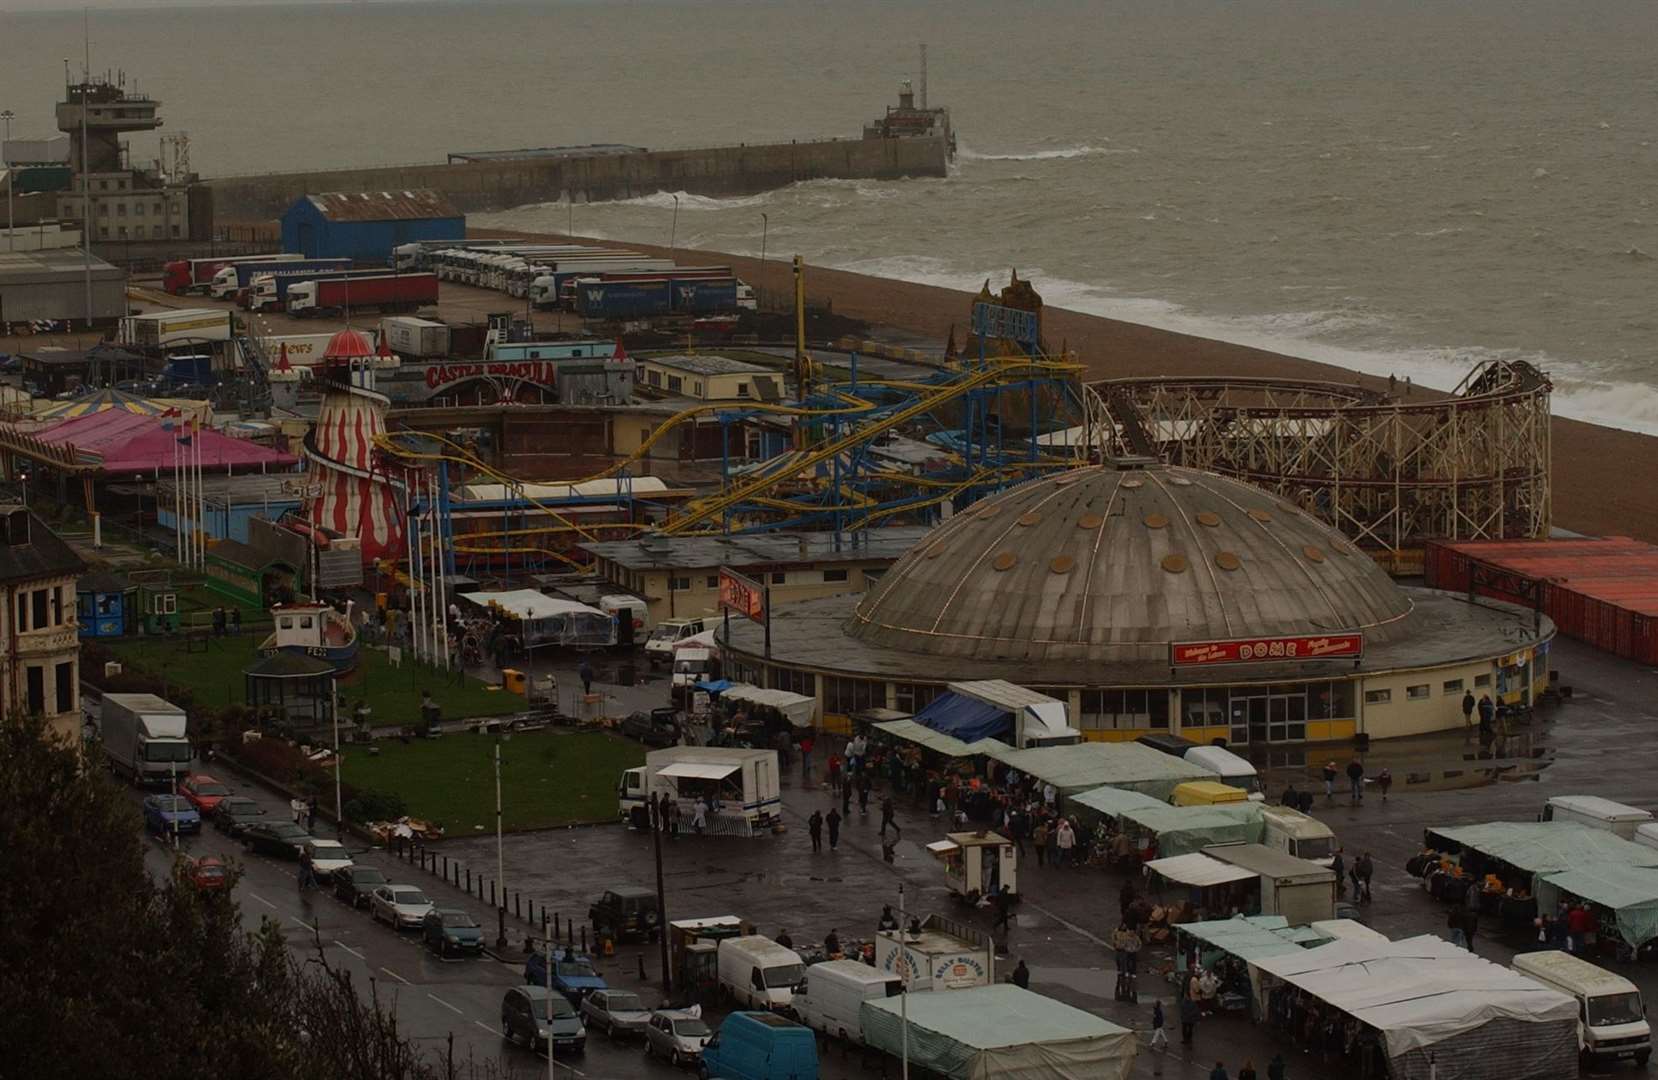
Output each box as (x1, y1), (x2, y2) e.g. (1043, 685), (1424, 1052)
(1256, 728), (1555, 793)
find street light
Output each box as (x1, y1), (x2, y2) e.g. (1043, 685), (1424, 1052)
(1, 109), (14, 252)
(331, 675), (342, 838)
(760, 212), (769, 269)
(669, 194), (680, 261)
(495, 738), (507, 951)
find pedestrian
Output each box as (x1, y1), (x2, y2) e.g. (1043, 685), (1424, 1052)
(1267, 1053), (1287, 1080)
(691, 800), (706, 834)
(1447, 905), (1467, 949)
(878, 905), (898, 932)
(824, 928), (841, 957)
(1322, 761), (1337, 802)
(807, 809), (823, 853)
(1346, 756), (1364, 805)
(1376, 767), (1392, 802)
(1055, 818), (1075, 867)
(800, 734), (814, 782)
(290, 796), (306, 824)
(1281, 783), (1299, 807)
(777, 928), (794, 949)
(1008, 808), (1027, 857)
(992, 884), (1013, 935)
(1464, 879), (1481, 914)
(1354, 851), (1374, 904)
(579, 658), (594, 695)
(1181, 988), (1200, 1044)
(1032, 819), (1049, 867)
(1477, 693), (1495, 732)
(1462, 906), (1479, 953)
(841, 775), (852, 816)
(828, 753), (843, 795)
(298, 848), (315, 892)
(664, 795), (679, 838)
(1150, 999), (1169, 1052)
(1239, 1060), (1258, 1080)
(826, 807), (842, 850)
(1209, 1062), (1228, 1080)
(857, 771), (871, 814)
(1011, 958), (1030, 988)
(1119, 922), (1142, 975)
(305, 794), (318, 832)
(1567, 902), (1591, 954)
(880, 796), (898, 839)
(1042, 781), (1056, 809)
(1461, 689), (1475, 729)
(1330, 849), (1346, 897)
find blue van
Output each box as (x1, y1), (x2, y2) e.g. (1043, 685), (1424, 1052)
(699, 1011), (818, 1080)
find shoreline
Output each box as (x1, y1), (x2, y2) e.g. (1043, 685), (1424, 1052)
(474, 225), (1657, 545)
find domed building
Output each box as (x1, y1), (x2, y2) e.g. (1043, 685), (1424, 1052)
(720, 460), (1553, 745)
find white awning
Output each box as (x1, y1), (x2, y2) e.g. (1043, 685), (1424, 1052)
(657, 761), (742, 781)
(719, 684), (819, 727)
(1145, 852), (1257, 887)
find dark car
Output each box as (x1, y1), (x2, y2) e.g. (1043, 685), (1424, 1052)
(423, 908), (484, 957)
(620, 709), (680, 748)
(501, 985), (584, 1055)
(590, 886), (661, 942)
(213, 796), (266, 838)
(243, 820), (312, 859)
(142, 794), (201, 836)
(524, 949), (607, 1003)
(332, 864), (389, 909)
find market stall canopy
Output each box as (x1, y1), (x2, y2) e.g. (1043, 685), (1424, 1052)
(978, 741), (1211, 800)
(860, 984), (1136, 1080)
(1309, 918), (1390, 944)
(1178, 914), (1325, 965)
(657, 761), (742, 781)
(464, 589), (612, 648)
(719, 684), (819, 727)
(1118, 803), (1265, 857)
(1251, 935), (1578, 1074)
(1428, 822), (1658, 878)
(1069, 786), (1169, 822)
(914, 691), (1011, 743)
(1145, 852), (1257, 887)
(30, 410), (297, 476)
(873, 718), (1001, 759)
(1537, 862), (1658, 949)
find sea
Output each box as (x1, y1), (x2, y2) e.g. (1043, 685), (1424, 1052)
(4, 0), (1656, 431)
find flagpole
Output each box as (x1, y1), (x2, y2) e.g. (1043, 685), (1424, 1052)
(193, 418), (204, 568)
(411, 481), (426, 662)
(172, 427), (182, 563)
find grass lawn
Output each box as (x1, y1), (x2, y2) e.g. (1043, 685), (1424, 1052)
(339, 729), (643, 831)
(106, 636), (524, 723)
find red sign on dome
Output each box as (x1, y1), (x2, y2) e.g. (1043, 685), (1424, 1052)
(1171, 633), (1364, 666)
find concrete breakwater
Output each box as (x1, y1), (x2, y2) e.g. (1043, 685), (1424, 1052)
(207, 135), (950, 221)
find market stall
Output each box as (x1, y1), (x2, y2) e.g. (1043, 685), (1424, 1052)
(1144, 852), (1260, 918)
(1173, 915), (1326, 1015)
(1537, 861), (1658, 956)
(1116, 803), (1265, 858)
(860, 984), (1137, 1080)
(719, 684), (818, 728)
(463, 589), (614, 649)
(976, 741), (1210, 801)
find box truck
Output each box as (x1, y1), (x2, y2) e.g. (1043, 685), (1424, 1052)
(1203, 843), (1337, 925)
(617, 747), (781, 828)
(287, 273), (439, 318)
(119, 309), (231, 349)
(162, 253), (302, 296)
(101, 693), (191, 786)
(1541, 796), (1653, 840)
(381, 316), (452, 358)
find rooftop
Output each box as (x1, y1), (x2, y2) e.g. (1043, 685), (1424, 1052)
(0, 248), (124, 284)
(448, 144), (645, 163)
(581, 527), (929, 572)
(643, 355), (774, 377)
(300, 189), (463, 223)
(0, 508), (85, 584)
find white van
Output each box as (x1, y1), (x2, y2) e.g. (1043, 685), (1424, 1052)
(1260, 805), (1337, 867)
(794, 959), (901, 1043)
(1513, 950), (1651, 1068)
(1184, 745), (1264, 800)
(1634, 822), (1658, 852)
(716, 935), (807, 1012)
(1542, 796), (1653, 840)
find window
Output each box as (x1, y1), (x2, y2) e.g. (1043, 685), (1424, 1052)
(31, 589), (48, 630)
(671, 576), (691, 591)
(770, 572), (786, 585)
(116, 203), (126, 216)
(152, 225), (163, 239)
(824, 676), (881, 715)
(667, 376), (683, 393)
(823, 569), (848, 583)
(25, 666), (44, 716)
(52, 586), (64, 625)
(135, 202), (145, 216)
(736, 381), (750, 398)
(894, 683), (938, 714)
(647, 370), (661, 387)
(98, 179), (109, 191)
(1474, 674), (1491, 687)
(153, 202), (162, 216)
(692, 381), (703, 396)
(1406, 684), (1431, 701)
(1082, 689), (1167, 730)
(170, 225), (180, 238)
(1364, 689), (1392, 705)
(706, 575), (720, 589)
(55, 661), (74, 715)
(99, 226), (110, 239)
(118, 226), (128, 239)
(771, 666), (816, 698)
(1442, 679), (1464, 694)
(15, 591), (26, 632)
(97, 202), (108, 216)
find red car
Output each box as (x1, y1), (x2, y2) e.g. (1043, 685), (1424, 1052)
(187, 856), (229, 891)
(179, 773), (231, 814)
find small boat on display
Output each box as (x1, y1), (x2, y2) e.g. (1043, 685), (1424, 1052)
(261, 601), (359, 673)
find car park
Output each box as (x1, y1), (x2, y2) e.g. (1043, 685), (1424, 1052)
(644, 1008), (711, 1067)
(304, 839), (354, 875)
(369, 885), (434, 930)
(142, 794), (201, 836)
(213, 796), (266, 837)
(590, 885), (661, 942)
(423, 908), (484, 957)
(579, 989), (652, 1040)
(178, 773), (231, 814)
(331, 864), (388, 909)
(500, 985), (585, 1055)
(242, 820), (311, 859)
(524, 949), (607, 1003)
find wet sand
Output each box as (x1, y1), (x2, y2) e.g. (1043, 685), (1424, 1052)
(475, 227), (1657, 543)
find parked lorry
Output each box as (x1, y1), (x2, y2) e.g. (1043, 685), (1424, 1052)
(162, 253), (302, 296)
(716, 935), (807, 1012)
(101, 692), (192, 786)
(793, 960), (901, 1043)
(287, 273), (439, 318)
(118, 308), (231, 349)
(529, 258), (676, 308)
(1184, 744), (1264, 799)
(241, 263), (374, 311)
(873, 913), (994, 992)
(1512, 950), (1652, 1068)
(555, 266), (736, 309)
(380, 316), (452, 358)
(617, 747), (781, 828)
(1203, 842), (1336, 925)
(574, 279), (673, 320)
(1541, 795), (1654, 840)
(215, 257), (351, 301)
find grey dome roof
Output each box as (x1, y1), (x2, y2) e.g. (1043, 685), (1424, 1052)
(847, 462), (1413, 663)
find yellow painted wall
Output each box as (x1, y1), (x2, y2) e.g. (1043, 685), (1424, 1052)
(1360, 660), (1496, 739)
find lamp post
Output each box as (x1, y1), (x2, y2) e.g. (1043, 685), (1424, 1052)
(2, 109), (15, 252)
(669, 194), (680, 260)
(495, 738), (507, 950)
(331, 675), (342, 838)
(760, 212), (769, 269)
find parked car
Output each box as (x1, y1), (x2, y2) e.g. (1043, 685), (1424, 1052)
(501, 985), (585, 1055)
(142, 794), (201, 836)
(185, 855), (229, 891)
(369, 885), (434, 930)
(580, 989), (652, 1040)
(332, 864), (389, 909)
(304, 839), (353, 875)
(178, 773), (231, 814)
(524, 949), (607, 1003)
(213, 796), (266, 837)
(423, 908), (484, 957)
(620, 708), (681, 748)
(644, 1008), (712, 1067)
(242, 820), (311, 859)
(590, 885), (661, 942)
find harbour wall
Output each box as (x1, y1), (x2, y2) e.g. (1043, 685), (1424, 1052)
(206, 136), (949, 221)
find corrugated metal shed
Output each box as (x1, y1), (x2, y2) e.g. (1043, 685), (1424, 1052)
(305, 190), (462, 222)
(281, 189), (464, 262)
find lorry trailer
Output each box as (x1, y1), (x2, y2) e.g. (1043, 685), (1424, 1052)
(211, 257), (351, 300)
(118, 308), (232, 349)
(380, 316), (452, 358)
(244, 265), (395, 312)
(287, 273), (439, 318)
(163, 253), (302, 296)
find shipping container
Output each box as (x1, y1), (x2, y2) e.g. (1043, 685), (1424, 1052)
(381, 316), (451, 358)
(287, 272), (439, 318)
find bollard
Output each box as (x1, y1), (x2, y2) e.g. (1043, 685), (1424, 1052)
(637, 955), (646, 980)
(580, 926), (587, 953)
(443, 855), (449, 879)
(554, 912), (561, 938)
(542, 911), (550, 940)
(515, 892), (522, 921)
(466, 868), (471, 893)
(566, 920), (574, 947)
(453, 863), (460, 887)
(490, 880), (496, 906)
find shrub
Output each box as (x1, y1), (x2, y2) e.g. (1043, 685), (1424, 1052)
(342, 788), (408, 825)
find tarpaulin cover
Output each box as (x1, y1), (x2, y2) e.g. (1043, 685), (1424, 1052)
(719, 684), (818, 727)
(1538, 861), (1658, 948)
(978, 742), (1210, 799)
(1069, 786), (1168, 822)
(860, 984), (1136, 1080)
(1250, 935), (1578, 1079)
(915, 692), (1011, 743)
(1177, 914), (1322, 967)
(873, 718), (1001, 759)
(1118, 803), (1265, 857)
(32, 409), (298, 475)
(1145, 852), (1257, 888)
(1428, 822), (1658, 879)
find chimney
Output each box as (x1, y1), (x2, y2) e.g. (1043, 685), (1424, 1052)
(4, 508), (30, 547)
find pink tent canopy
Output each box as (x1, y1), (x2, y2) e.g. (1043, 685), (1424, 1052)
(34, 410), (299, 476)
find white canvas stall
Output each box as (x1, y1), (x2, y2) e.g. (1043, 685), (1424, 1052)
(464, 589), (613, 647)
(719, 684), (819, 727)
(1145, 852), (1257, 887)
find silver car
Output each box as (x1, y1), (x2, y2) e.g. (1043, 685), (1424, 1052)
(579, 989), (652, 1040)
(643, 1008), (711, 1066)
(368, 884), (434, 930)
